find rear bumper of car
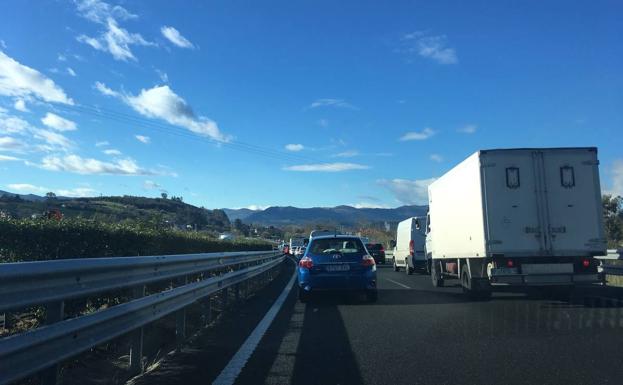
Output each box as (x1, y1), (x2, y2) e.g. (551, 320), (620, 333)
(298, 269), (377, 291)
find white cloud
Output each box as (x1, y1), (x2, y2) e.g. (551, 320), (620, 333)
(135, 134), (150, 144)
(0, 136), (28, 152)
(246, 204), (268, 211)
(0, 51), (74, 104)
(308, 98), (357, 110)
(318, 119), (328, 127)
(606, 160), (623, 197)
(143, 180), (162, 189)
(0, 114), (30, 134)
(155, 69), (168, 83)
(429, 154), (443, 162)
(41, 112), (77, 132)
(56, 187), (98, 197)
(97, 83), (230, 142)
(161, 26), (194, 49)
(57, 53), (67, 62)
(74, 0), (137, 24)
(66, 67), (77, 77)
(0, 154), (21, 161)
(0, 40), (6, 49)
(400, 127), (436, 141)
(38, 154), (154, 175)
(378, 177), (437, 205)
(31, 129), (74, 151)
(77, 18), (154, 61)
(13, 98), (28, 112)
(95, 140), (109, 147)
(334, 150), (359, 158)
(401, 31), (458, 65)
(457, 124), (477, 134)
(351, 202), (390, 209)
(285, 143), (304, 152)
(284, 162), (370, 172)
(6, 183), (97, 197)
(94, 81), (118, 97)
(103, 148), (121, 156)
(7, 183), (47, 193)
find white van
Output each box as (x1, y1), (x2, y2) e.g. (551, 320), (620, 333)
(393, 217), (427, 274)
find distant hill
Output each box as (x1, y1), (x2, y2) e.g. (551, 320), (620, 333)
(222, 208), (260, 222)
(0, 190), (48, 202)
(0, 193), (231, 232)
(240, 205), (428, 226)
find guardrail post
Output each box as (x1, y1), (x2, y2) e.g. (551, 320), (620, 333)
(175, 276), (188, 350)
(129, 285), (146, 375)
(41, 301), (64, 385)
(222, 287), (229, 308)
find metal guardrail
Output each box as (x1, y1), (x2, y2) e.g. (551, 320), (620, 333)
(0, 250), (284, 385)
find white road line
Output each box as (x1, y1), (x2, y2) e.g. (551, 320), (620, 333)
(212, 264), (297, 385)
(385, 278), (411, 289)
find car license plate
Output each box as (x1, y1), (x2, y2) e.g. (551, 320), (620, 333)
(325, 264), (350, 272)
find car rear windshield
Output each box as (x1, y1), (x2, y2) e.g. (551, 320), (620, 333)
(366, 244), (383, 251)
(309, 238), (366, 255)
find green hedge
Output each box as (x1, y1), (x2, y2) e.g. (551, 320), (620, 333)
(0, 218), (272, 262)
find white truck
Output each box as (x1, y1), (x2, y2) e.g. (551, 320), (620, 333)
(425, 147), (606, 297)
(393, 217), (427, 274)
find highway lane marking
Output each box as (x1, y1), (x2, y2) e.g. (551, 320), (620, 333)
(212, 261), (297, 385)
(385, 278), (411, 289)
(263, 301), (305, 384)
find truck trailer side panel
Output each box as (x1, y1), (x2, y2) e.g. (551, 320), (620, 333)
(427, 152), (487, 260)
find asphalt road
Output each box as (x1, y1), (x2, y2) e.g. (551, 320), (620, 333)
(133, 259), (623, 385)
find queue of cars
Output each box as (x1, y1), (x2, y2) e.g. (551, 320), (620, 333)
(291, 147), (607, 302)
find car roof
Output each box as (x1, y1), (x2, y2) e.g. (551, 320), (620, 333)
(311, 234), (361, 241)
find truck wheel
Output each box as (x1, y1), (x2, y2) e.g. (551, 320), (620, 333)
(461, 269), (491, 300)
(393, 258), (399, 272)
(405, 259), (414, 275)
(431, 260), (444, 287)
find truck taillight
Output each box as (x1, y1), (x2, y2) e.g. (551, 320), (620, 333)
(582, 258), (590, 268)
(362, 255), (376, 267)
(299, 257), (313, 269)
(409, 240), (414, 257)
(506, 259), (515, 268)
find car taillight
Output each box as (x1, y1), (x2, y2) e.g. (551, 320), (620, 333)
(362, 255), (376, 267)
(380, 246), (384, 252)
(582, 258), (590, 268)
(409, 240), (414, 257)
(299, 256), (313, 269)
(506, 259), (515, 268)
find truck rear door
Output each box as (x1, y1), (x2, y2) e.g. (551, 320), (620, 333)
(540, 148), (605, 255)
(481, 151), (545, 255)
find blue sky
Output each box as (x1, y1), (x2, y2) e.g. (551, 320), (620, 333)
(0, 0), (621, 209)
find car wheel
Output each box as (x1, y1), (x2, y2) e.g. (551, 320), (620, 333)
(393, 258), (399, 272)
(405, 259), (413, 275)
(431, 260), (444, 287)
(365, 290), (378, 302)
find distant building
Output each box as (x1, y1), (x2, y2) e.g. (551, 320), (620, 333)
(219, 233), (234, 240)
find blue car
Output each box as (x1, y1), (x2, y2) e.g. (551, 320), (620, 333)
(297, 235), (377, 302)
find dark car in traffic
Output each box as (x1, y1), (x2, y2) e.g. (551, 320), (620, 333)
(366, 243), (386, 264)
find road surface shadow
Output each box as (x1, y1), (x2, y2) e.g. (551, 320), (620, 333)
(290, 297), (365, 385)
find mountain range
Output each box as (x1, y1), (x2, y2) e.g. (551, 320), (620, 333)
(223, 205), (428, 226)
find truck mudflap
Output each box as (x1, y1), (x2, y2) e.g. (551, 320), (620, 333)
(489, 271), (603, 286)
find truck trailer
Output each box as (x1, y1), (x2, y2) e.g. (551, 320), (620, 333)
(425, 147), (606, 297)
